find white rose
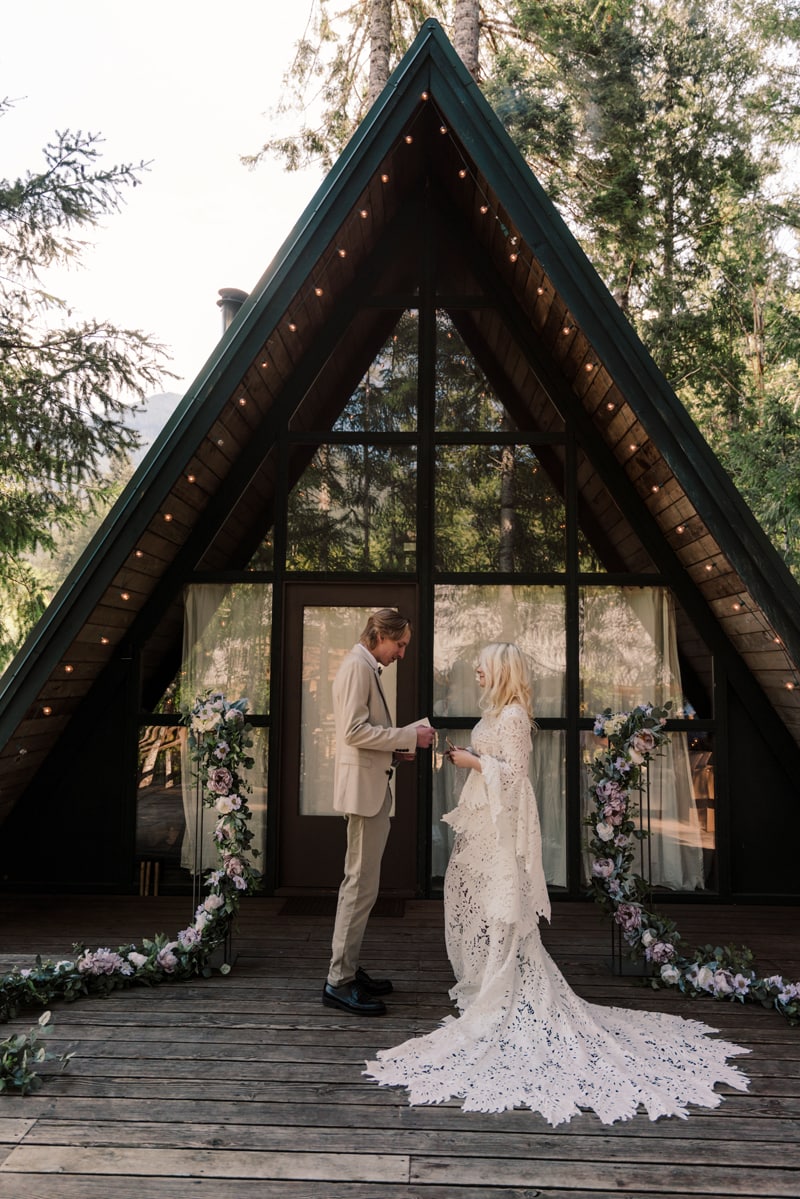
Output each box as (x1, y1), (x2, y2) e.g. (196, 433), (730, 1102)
(694, 965), (715, 992)
(595, 821), (615, 841)
(660, 964), (680, 985)
(641, 929), (656, 947)
(128, 952), (149, 969)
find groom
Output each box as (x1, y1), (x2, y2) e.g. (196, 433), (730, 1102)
(323, 608), (434, 1016)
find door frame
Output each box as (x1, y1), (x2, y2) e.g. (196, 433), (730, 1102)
(276, 582), (421, 895)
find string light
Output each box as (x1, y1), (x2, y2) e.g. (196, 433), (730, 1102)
(439, 125), (448, 135)
(120, 591), (130, 601)
(42, 706), (52, 716)
(100, 636), (110, 645)
(585, 363), (595, 372)
(421, 91), (429, 100)
(381, 173), (389, 183)
(404, 135), (413, 144)
(509, 252), (518, 262)
(134, 549), (144, 558)
(651, 484), (660, 493)
(480, 204), (489, 214)
(288, 322), (297, 332)
(163, 513), (173, 521)
(64, 664), (74, 673)
(458, 168), (467, 179)
(238, 396), (247, 406)
(676, 524), (686, 534)
(314, 287), (324, 297)
(606, 401), (615, 411)
(337, 248), (347, 258)
(186, 474), (196, 484)
(359, 209), (369, 219)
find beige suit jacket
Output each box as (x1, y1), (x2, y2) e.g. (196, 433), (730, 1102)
(332, 645), (420, 818)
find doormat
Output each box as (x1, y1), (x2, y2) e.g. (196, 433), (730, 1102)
(280, 897), (405, 918)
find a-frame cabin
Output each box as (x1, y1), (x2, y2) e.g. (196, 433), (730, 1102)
(1, 20), (799, 902)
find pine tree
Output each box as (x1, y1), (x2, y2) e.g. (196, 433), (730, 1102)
(0, 102), (169, 668)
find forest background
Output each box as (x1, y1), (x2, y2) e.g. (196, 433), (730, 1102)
(2, 0), (800, 671)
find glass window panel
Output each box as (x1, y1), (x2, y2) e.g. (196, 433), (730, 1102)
(286, 445), (417, 571)
(580, 730), (712, 892)
(180, 584), (272, 714)
(136, 724), (185, 864)
(433, 585), (566, 718)
(180, 726), (268, 877)
(435, 446), (566, 572)
(435, 311), (515, 432)
(580, 586), (693, 717)
(298, 606), (398, 816)
(333, 310), (418, 432)
(134, 725), (268, 885)
(431, 727), (566, 889)
(247, 527), (274, 571)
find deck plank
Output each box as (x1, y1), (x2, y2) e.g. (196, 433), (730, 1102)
(0, 896), (798, 1198)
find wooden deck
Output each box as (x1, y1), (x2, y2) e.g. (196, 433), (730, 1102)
(0, 894), (798, 1198)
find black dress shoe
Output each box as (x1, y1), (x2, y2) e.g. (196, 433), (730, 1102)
(355, 966), (393, 996)
(322, 981), (386, 1016)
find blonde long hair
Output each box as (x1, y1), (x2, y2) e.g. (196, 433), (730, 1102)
(477, 642), (535, 723)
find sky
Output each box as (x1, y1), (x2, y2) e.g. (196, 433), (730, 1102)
(3, 1), (325, 393)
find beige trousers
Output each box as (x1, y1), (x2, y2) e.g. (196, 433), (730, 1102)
(327, 789), (392, 987)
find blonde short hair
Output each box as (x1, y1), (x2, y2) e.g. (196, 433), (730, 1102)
(360, 608), (412, 649)
(477, 643), (534, 722)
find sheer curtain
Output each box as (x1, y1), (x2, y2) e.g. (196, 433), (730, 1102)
(180, 584), (271, 874)
(432, 585), (567, 886)
(580, 587), (704, 891)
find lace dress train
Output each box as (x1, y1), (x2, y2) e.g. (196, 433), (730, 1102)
(364, 705), (749, 1126)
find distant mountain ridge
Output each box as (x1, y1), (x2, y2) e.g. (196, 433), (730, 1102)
(126, 392), (183, 463)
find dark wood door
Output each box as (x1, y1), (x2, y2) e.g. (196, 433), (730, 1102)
(278, 583), (420, 893)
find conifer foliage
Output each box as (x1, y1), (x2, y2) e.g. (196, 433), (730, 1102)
(0, 101), (168, 669)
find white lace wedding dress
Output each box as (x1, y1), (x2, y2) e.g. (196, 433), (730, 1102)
(365, 703), (750, 1125)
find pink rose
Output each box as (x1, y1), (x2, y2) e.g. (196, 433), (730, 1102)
(631, 729), (656, 755)
(614, 903), (643, 932)
(207, 766), (233, 794)
(592, 858), (615, 879)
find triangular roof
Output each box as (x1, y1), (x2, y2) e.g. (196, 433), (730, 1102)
(2, 18), (800, 823)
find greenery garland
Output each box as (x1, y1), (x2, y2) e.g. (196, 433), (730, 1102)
(587, 703), (799, 1026)
(0, 691), (260, 1091)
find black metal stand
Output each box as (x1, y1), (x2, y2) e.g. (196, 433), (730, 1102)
(610, 764), (653, 977)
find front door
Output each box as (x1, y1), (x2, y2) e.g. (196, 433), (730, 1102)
(278, 583), (420, 893)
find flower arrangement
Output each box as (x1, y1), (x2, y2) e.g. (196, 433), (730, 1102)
(0, 691), (261, 1090)
(587, 704), (799, 1026)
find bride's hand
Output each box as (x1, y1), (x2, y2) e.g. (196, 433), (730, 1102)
(448, 746), (481, 772)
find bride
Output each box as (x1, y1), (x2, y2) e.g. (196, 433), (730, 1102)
(364, 642), (749, 1125)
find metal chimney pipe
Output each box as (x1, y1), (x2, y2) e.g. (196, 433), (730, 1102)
(217, 287), (248, 331)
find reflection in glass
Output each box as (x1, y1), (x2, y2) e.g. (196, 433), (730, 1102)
(333, 311), (418, 432)
(181, 584), (272, 714)
(180, 727), (268, 876)
(299, 606), (398, 816)
(431, 727), (566, 888)
(435, 445), (566, 572)
(580, 587), (691, 717)
(134, 725), (268, 882)
(136, 724), (185, 863)
(286, 445), (417, 571)
(579, 728), (710, 892)
(435, 312), (514, 432)
(579, 587), (705, 890)
(433, 585), (565, 718)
